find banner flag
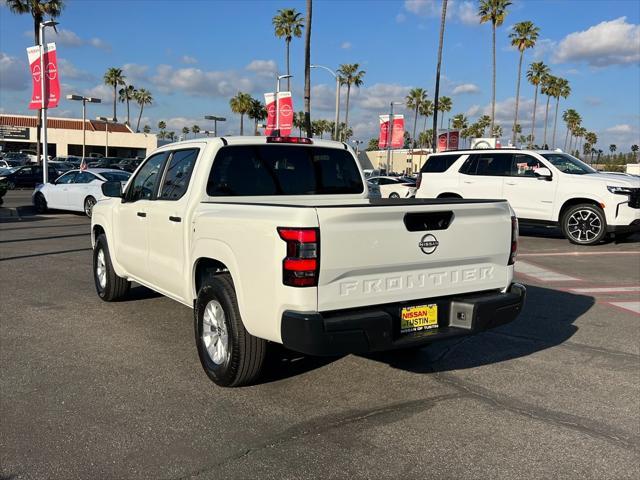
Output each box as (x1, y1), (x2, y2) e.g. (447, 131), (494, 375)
(27, 43), (60, 110)
(437, 129), (460, 152)
(264, 92), (293, 136)
(378, 115), (405, 149)
(264, 92), (276, 135)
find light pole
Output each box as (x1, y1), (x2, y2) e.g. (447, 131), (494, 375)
(311, 65), (340, 141)
(351, 139), (363, 156)
(386, 101), (404, 174)
(39, 19), (58, 184)
(97, 116), (113, 156)
(275, 74), (292, 136)
(204, 115), (226, 137)
(67, 94), (101, 159)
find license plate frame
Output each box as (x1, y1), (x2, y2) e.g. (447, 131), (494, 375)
(400, 303), (439, 334)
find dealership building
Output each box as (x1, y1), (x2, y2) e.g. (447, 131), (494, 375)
(0, 114), (157, 158)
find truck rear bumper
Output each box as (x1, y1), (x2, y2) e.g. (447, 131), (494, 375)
(281, 283), (526, 356)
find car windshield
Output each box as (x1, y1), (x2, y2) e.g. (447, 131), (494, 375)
(541, 153), (597, 175)
(100, 171), (131, 182)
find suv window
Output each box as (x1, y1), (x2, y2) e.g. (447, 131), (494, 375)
(421, 154), (461, 173)
(511, 154), (544, 177)
(207, 145), (363, 196)
(127, 152), (169, 202)
(159, 148), (199, 200)
(461, 153), (510, 176)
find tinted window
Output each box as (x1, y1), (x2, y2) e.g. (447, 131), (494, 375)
(17, 167), (33, 176)
(207, 145), (363, 196)
(159, 149), (199, 200)
(465, 153), (511, 176)
(511, 154), (544, 177)
(127, 152), (169, 201)
(541, 153), (596, 175)
(56, 172), (77, 184)
(74, 172), (97, 184)
(421, 154), (461, 173)
(100, 171), (131, 182)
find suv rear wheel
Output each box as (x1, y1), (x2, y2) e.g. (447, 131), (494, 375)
(561, 204), (607, 245)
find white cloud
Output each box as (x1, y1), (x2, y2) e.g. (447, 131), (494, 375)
(341, 41), (352, 50)
(605, 124), (633, 135)
(122, 63), (150, 85)
(151, 65), (254, 97)
(180, 55), (198, 65)
(532, 38), (556, 60)
(27, 28), (112, 51)
(245, 59), (278, 77)
(465, 105), (481, 117)
(58, 58), (94, 82)
(601, 123), (640, 148)
(353, 83), (413, 112)
(456, 1), (478, 25)
(452, 83), (480, 95)
(553, 17), (640, 67)
(403, 0), (479, 25)
(0, 52), (28, 90)
(584, 96), (602, 107)
(404, 0), (438, 16)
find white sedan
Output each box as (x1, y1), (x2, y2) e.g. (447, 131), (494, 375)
(33, 168), (130, 217)
(367, 176), (417, 198)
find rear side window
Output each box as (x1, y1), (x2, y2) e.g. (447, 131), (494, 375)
(461, 153), (511, 176)
(207, 145), (364, 196)
(159, 148), (199, 200)
(421, 154), (461, 173)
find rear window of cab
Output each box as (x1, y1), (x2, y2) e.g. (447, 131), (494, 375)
(420, 154), (462, 173)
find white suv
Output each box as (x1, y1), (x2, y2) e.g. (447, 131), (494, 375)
(415, 149), (640, 245)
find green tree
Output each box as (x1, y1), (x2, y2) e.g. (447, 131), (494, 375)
(437, 96), (452, 129)
(182, 126), (190, 139)
(192, 125), (200, 137)
(479, 0), (512, 135)
(541, 74), (557, 148)
(509, 20), (539, 145)
(104, 67), (126, 122)
(272, 8), (304, 91)
(478, 115), (492, 137)
(229, 92), (253, 135)
(248, 98), (267, 135)
(133, 88), (152, 132)
(526, 61), (550, 146)
(118, 84), (136, 126)
(143, 125), (150, 134)
(609, 144), (617, 154)
(493, 124), (503, 138)
(562, 108), (579, 151)
(167, 131), (175, 142)
(631, 144), (639, 162)
(419, 99), (434, 142)
(158, 130), (166, 140)
(405, 88), (428, 147)
(293, 111), (305, 136)
(337, 63), (366, 140)
(552, 77), (570, 148)
(451, 113), (468, 147)
(366, 138), (380, 151)
(158, 120), (166, 130)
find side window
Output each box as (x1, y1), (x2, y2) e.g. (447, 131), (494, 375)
(511, 154), (544, 177)
(74, 172), (96, 184)
(56, 172), (77, 184)
(421, 154), (462, 173)
(127, 152), (169, 202)
(18, 167), (33, 176)
(459, 155), (478, 175)
(475, 154), (511, 176)
(158, 148), (199, 200)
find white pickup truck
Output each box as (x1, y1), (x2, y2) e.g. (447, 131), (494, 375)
(91, 136), (525, 387)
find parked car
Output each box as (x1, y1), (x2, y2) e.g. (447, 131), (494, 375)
(415, 149), (640, 245)
(91, 136), (525, 387)
(48, 161), (75, 173)
(367, 175), (417, 198)
(33, 168), (131, 217)
(117, 158), (143, 172)
(0, 165), (65, 189)
(366, 180), (381, 198)
(88, 157), (125, 169)
(1, 152), (30, 166)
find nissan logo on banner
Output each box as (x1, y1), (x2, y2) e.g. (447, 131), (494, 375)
(27, 42), (61, 110)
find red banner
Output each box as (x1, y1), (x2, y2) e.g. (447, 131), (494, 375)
(264, 91), (293, 136)
(27, 43), (60, 110)
(378, 115), (404, 149)
(437, 129), (459, 152)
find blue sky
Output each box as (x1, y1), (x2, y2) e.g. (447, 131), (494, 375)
(1, 0), (639, 150)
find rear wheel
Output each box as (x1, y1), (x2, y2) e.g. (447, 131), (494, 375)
(561, 204), (607, 245)
(84, 196), (96, 217)
(93, 234), (130, 301)
(389, 192), (400, 199)
(34, 192), (48, 213)
(194, 273), (266, 387)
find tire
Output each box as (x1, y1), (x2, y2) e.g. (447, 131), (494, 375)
(389, 192), (400, 199)
(93, 234), (130, 301)
(561, 203), (607, 246)
(194, 273), (266, 387)
(6, 181), (15, 190)
(34, 192), (48, 213)
(84, 196), (96, 217)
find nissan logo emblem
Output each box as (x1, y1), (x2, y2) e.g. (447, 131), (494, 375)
(419, 234), (439, 254)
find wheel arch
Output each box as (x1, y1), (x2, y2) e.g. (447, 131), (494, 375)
(437, 192), (463, 199)
(558, 197), (604, 223)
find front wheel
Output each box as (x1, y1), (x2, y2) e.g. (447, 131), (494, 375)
(93, 234), (130, 301)
(194, 273), (266, 387)
(34, 192), (48, 213)
(389, 192), (400, 199)
(561, 204), (607, 245)
(84, 196), (96, 217)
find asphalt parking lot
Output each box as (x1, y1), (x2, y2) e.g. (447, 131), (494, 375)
(1, 190), (639, 480)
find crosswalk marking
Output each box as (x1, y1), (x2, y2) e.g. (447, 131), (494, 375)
(515, 261), (581, 282)
(608, 302), (640, 315)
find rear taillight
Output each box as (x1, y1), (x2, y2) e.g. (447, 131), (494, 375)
(416, 173), (422, 189)
(508, 216), (518, 265)
(278, 227), (319, 287)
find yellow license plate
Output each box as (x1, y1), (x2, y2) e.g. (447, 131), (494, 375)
(400, 304), (438, 333)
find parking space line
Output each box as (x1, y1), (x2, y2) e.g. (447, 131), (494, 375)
(607, 302), (640, 315)
(515, 261), (581, 282)
(570, 286), (640, 294)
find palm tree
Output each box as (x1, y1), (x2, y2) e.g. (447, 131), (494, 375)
(562, 108), (578, 151)
(336, 64), (366, 141)
(192, 125), (201, 137)
(585, 131), (597, 162)
(509, 20), (539, 145)
(438, 96), (452, 129)
(609, 144), (617, 154)
(526, 61), (550, 146)
(104, 68), (126, 122)
(248, 98), (267, 135)
(143, 125), (151, 134)
(632, 144), (639, 162)
(311, 120), (323, 138)
(451, 113), (468, 147)
(158, 120), (166, 131)
(478, 115), (492, 137)
(541, 74), (557, 148)
(303, 0), (313, 137)
(479, 0), (512, 135)
(158, 130), (166, 140)
(323, 119), (333, 139)
(272, 8), (304, 91)
(493, 124), (503, 138)
(167, 131), (176, 142)
(568, 111), (582, 153)
(133, 88), (152, 132)
(229, 92), (253, 135)
(118, 84), (136, 126)
(182, 126), (190, 139)
(7, 0), (64, 164)
(432, 0), (449, 149)
(552, 78), (570, 148)
(293, 111), (305, 136)
(405, 88), (427, 147)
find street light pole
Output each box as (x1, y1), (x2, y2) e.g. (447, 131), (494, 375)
(97, 116), (112, 156)
(204, 115), (226, 137)
(275, 74), (292, 136)
(311, 65), (340, 141)
(39, 20), (58, 184)
(67, 95), (101, 158)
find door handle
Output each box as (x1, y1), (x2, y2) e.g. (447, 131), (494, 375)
(137, 211), (146, 218)
(169, 216), (181, 223)
(463, 180), (474, 184)
(505, 181), (517, 185)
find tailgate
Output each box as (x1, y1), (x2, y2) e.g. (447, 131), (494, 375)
(315, 201), (512, 311)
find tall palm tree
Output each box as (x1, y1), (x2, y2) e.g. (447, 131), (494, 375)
(479, 0), (512, 135)
(405, 88), (427, 147)
(167, 131), (176, 142)
(541, 74), (557, 148)
(182, 127), (190, 139)
(118, 84), (136, 126)
(293, 111), (305, 136)
(551, 77), (570, 148)
(562, 109), (577, 151)
(609, 144), (616, 154)
(336, 63), (365, 140)
(420, 99), (434, 142)
(104, 68), (126, 122)
(526, 61), (549, 147)
(158, 120), (166, 130)
(272, 8), (304, 91)
(157, 121), (166, 141)
(133, 88), (152, 132)
(303, 0), (312, 137)
(248, 98), (267, 135)
(7, 0), (65, 164)
(432, 0), (449, 150)
(143, 125), (151, 134)
(509, 20), (539, 145)
(192, 125), (200, 137)
(631, 144), (639, 162)
(229, 92), (253, 135)
(478, 115), (492, 137)
(438, 96), (452, 129)
(451, 113), (468, 147)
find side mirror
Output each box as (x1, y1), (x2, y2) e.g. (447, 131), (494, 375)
(101, 180), (123, 198)
(534, 167), (552, 180)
